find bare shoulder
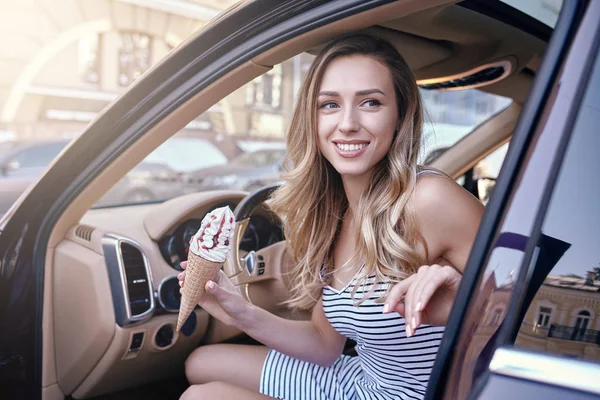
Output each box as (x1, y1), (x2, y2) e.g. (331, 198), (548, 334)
(412, 172), (483, 216)
(411, 171), (484, 272)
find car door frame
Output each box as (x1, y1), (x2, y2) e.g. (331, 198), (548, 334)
(426, 0), (600, 399)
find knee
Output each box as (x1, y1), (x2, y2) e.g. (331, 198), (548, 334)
(180, 384), (204, 400)
(180, 382), (224, 400)
(184, 345), (219, 384)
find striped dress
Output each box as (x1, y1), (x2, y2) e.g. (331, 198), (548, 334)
(259, 273), (445, 400)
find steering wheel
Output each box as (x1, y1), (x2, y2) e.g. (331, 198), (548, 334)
(223, 184), (280, 278)
(222, 184), (308, 320)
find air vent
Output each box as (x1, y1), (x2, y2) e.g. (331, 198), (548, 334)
(74, 225), (94, 241)
(120, 242), (153, 317)
(418, 60), (512, 91)
(103, 235), (155, 326)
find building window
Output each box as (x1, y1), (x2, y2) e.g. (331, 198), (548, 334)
(537, 306), (552, 328)
(246, 64), (282, 109)
(489, 306), (504, 326)
(79, 34), (101, 85)
(118, 32), (152, 87)
(574, 310), (591, 340)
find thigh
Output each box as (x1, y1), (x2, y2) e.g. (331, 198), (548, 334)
(185, 344), (270, 392)
(181, 382), (275, 400)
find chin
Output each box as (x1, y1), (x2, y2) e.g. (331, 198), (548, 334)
(333, 165), (372, 177)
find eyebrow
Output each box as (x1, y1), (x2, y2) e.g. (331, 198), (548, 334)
(318, 89), (386, 97)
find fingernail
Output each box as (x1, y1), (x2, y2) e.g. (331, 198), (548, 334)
(178, 273), (183, 278)
(207, 281), (215, 290)
(416, 301), (422, 312)
(412, 317), (417, 331)
(406, 325), (412, 337)
(383, 303), (390, 313)
(179, 281), (183, 287)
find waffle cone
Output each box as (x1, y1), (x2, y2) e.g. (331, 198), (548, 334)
(177, 253), (222, 331)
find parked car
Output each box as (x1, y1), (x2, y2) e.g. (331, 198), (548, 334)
(184, 148), (285, 192)
(0, 137), (228, 214)
(1, 1), (599, 400)
(0, 139), (70, 214)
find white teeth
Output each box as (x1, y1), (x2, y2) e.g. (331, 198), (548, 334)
(336, 143), (367, 152)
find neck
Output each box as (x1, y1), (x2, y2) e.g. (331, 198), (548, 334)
(341, 171), (372, 217)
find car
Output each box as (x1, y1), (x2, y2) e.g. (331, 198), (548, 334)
(0, 139), (71, 215)
(0, 137), (228, 215)
(184, 148), (285, 192)
(1, 1), (599, 400)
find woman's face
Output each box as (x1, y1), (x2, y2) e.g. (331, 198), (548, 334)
(317, 55), (399, 179)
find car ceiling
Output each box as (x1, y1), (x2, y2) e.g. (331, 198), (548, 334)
(305, 1), (547, 104)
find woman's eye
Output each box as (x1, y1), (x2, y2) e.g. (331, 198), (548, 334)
(320, 102), (339, 110)
(363, 99), (382, 108)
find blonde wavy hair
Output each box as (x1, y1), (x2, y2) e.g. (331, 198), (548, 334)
(270, 34), (427, 309)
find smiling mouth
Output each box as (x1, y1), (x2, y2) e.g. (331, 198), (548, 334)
(332, 141), (370, 158)
(335, 143), (368, 151)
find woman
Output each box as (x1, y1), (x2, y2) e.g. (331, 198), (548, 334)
(179, 34), (484, 400)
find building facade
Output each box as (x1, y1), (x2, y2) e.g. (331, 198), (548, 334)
(0, 0), (305, 153)
(517, 272), (600, 360)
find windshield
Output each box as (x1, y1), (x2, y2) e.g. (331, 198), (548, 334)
(499, 0), (563, 28)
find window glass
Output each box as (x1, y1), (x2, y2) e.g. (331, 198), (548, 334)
(12, 143), (67, 168)
(499, 0), (563, 28)
(419, 91), (511, 164)
(439, 31), (599, 398)
(118, 32), (152, 87)
(513, 50), (600, 361)
(451, 143), (509, 204)
(92, 55), (511, 207)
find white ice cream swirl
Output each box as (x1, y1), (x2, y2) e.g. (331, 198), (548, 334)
(189, 206), (235, 263)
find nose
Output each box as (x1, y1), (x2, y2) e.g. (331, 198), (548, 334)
(338, 107), (359, 134)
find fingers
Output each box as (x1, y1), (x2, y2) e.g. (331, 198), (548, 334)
(410, 265), (440, 331)
(205, 277), (233, 302)
(180, 261), (188, 270)
(415, 265), (460, 322)
(406, 264), (460, 336)
(178, 270), (186, 287)
(383, 275), (415, 315)
(404, 267), (428, 337)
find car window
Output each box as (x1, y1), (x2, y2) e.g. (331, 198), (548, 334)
(500, 0), (563, 28)
(419, 91), (512, 164)
(84, 42), (511, 208)
(437, 35), (599, 398)
(11, 142), (67, 168)
(0, 142), (17, 159)
(456, 143), (510, 204)
(513, 49), (600, 361)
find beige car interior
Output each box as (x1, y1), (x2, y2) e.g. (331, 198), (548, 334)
(40, 0), (546, 398)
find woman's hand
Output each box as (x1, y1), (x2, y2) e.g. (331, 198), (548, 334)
(383, 264), (461, 337)
(178, 261), (251, 330)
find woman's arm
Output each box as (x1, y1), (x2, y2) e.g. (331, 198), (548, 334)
(239, 297), (346, 367)
(384, 174), (484, 335)
(179, 265), (346, 367)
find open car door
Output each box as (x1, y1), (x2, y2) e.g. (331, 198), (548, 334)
(428, 1), (600, 399)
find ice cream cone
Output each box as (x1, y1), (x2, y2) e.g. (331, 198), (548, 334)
(177, 252), (223, 331)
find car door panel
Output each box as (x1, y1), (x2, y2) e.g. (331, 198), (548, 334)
(429, 1), (600, 399)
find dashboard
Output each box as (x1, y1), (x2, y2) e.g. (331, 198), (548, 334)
(156, 201), (284, 271)
(57, 191), (291, 398)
